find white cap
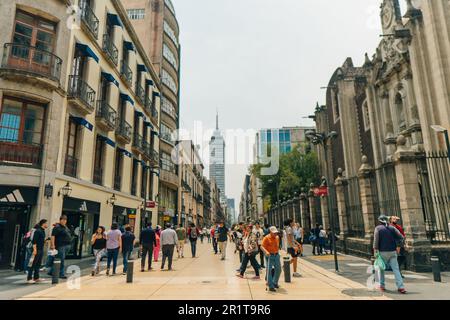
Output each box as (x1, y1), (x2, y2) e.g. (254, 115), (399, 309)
(269, 226), (278, 233)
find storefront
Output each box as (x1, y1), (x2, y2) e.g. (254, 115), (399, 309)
(62, 197), (100, 259)
(0, 186), (37, 269)
(112, 205), (137, 232)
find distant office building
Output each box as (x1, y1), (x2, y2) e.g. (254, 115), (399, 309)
(209, 113), (226, 201)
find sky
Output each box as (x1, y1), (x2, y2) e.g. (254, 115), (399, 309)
(172, 0), (406, 212)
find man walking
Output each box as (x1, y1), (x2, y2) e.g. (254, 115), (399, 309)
(311, 223), (321, 255)
(160, 223), (178, 271)
(253, 222), (265, 268)
(187, 223), (200, 258)
(217, 221), (229, 260)
(373, 215), (406, 294)
(140, 223), (156, 272)
(284, 219), (301, 277)
(27, 219), (48, 284)
(261, 227), (282, 292)
(48, 215), (72, 279)
(176, 224), (186, 258)
(121, 226), (135, 275)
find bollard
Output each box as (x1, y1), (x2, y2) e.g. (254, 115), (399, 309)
(52, 261), (61, 284)
(431, 256), (441, 282)
(127, 260), (134, 283)
(283, 256), (291, 283)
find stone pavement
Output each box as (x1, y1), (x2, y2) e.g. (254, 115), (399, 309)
(19, 241), (390, 300)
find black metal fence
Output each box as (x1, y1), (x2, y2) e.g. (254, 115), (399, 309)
(375, 163), (402, 219)
(344, 176), (364, 238)
(417, 152), (450, 243)
(328, 185), (341, 235)
(315, 196), (323, 226)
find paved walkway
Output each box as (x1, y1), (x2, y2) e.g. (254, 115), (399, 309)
(19, 242), (390, 300)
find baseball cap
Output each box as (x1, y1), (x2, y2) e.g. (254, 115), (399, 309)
(269, 226), (278, 233)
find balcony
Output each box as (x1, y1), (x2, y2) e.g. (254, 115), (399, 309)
(115, 119), (132, 144)
(0, 43), (62, 88)
(80, 3), (99, 40)
(114, 175), (122, 192)
(102, 34), (118, 66)
(150, 149), (159, 165)
(151, 105), (159, 124)
(0, 141), (42, 168)
(64, 155), (78, 177)
(160, 169), (179, 189)
(96, 100), (117, 131)
(132, 133), (145, 154)
(120, 61), (133, 87)
(145, 96), (152, 114)
(135, 82), (145, 105)
(93, 167), (103, 186)
(160, 132), (175, 145)
(67, 75), (96, 114)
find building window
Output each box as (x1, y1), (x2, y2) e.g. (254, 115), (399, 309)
(164, 0), (176, 16)
(131, 158), (139, 196)
(163, 21), (179, 47)
(93, 135), (105, 185)
(395, 92), (406, 130)
(126, 9), (145, 20)
(114, 149), (123, 191)
(160, 122), (175, 144)
(161, 97), (177, 119)
(163, 44), (178, 70)
(141, 166), (148, 198)
(332, 89), (340, 122)
(161, 69), (177, 93)
(64, 118), (80, 177)
(160, 152), (175, 173)
(362, 100), (370, 132)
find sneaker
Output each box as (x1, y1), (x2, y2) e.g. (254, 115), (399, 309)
(398, 288), (407, 294)
(377, 285), (386, 292)
(236, 274), (244, 279)
(91, 270), (95, 276)
(106, 269), (110, 276)
(293, 272), (302, 278)
(26, 280), (35, 285)
(274, 284), (280, 289)
(268, 288), (276, 292)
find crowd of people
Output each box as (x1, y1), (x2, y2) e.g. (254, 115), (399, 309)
(22, 213), (408, 294)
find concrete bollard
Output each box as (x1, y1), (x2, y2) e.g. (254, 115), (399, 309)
(52, 261), (61, 284)
(431, 256), (441, 282)
(127, 260), (134, 283)
(283, 256), (291, 283)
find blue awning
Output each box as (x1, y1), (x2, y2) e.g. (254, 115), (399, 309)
(153, 91), (160, 97)
(146, 79), (154, 86)
(120, 93), (134, 106)
(151, 130), (159, 136)
(75, 43), (99, 63)
(101, 72), (119, 87)
(71, 116), (93, 131)
(98, 135), (116, 148)
(140, 160), (146, 166)
(117, 147), (132, 158)
(123, 40), (134, 51)
(107, 13), (123, 28)
(135, 111), (144, 118)
(137, 64), (147, 73)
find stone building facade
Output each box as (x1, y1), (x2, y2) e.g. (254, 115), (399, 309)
(0, 0), (162, 267)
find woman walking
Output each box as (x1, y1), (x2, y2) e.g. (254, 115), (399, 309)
(153, 226), (161, 262)
(236, 225), (261, 280)
(91, 226), (107, 276)
(106, 222), (122, 276)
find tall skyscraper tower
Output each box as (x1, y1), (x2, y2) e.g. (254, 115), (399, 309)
(209, 113), (226, 201)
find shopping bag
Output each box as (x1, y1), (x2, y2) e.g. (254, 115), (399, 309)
(374, 252), (386, 271)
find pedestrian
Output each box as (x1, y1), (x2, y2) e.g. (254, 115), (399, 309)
(235, 223), (245, 263)
(261, 226), (282, 292)
(237, 224), (261, 279)
(27, 219), (48, 284)
(217, 221), (229, 260)
(211, 225), (218, 254)
(48, 215), (72, 279)
(311, 223), (321, 255)
(175, 224), (186, 258)
(160, 223), (178, 271)
(140, 223), (157, 272)
(390, 216), (407, 277)
(253, 222), (265, 268)
(207, 227), (212, 243)
(22, 228), (36, 273)
(319, 225), (327, 255)
(91, 226), (107, 276)
(121, 226), (136, 275)
(153, 225), (161, 262)
(200, 227), (205, 244)
(106, 222), (122, 276)
(187, 223), (200, 258)
(326, 228), (337, 254)
(373, 215), (406, 294)
(284, 219), (302, 277)
(294, 223), (304, 257)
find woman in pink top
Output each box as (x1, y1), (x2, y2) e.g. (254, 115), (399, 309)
(153, 225), (161, 262)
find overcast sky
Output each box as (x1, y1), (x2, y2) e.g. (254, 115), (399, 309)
(173, 0), (406, 213)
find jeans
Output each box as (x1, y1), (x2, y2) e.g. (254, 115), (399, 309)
(161, 244), (175, 270)
(265, 254), (282, 289)
(312, 240), (322, 255)
(107, 247), (119, 274)
(378, 251), (405, 289)
(212, 238), (218, 254)
(218, 241), (227, 259)
(141, 245), (154, 270)
(122, 250), (132, 273)
(240, 252), (260, 276)
(48, 245), (70, 277)
(27, 250), (43, 281)
(190, 239), (197, 257)
(23, 246), (33, 272)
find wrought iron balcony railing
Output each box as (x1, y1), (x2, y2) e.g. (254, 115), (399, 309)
(115, 119), (132, 142)
(0, 140), (43, 168)
(96, 100), (117, 130)
(102, 34), (118, 66)
(120, 60), (133, 86)
(80, 3), (99, 39)
(67, 75), (96, 111)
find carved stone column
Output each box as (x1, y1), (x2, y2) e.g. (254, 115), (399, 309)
(293, 194), (300, 223)
(394, 135), (431, 271)
(308, 184), (317, 227)
(358, 155), (377, 243)
(335, 168), (349, 252)
(299, 190), (310, 232)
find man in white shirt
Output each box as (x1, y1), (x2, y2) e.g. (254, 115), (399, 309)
(160, 223), (178, 271)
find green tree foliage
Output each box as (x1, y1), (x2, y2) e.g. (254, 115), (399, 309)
(251, 146), (319, 208)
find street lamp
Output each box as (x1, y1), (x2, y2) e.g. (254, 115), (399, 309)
(58, 182), (72, 197)
(431, 125), (450, 161)
(306, 129), (340, 272)
(107, 193), (116, 206)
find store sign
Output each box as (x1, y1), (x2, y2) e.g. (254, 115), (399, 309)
(63, 197), (100, 213)
(163, 216), (171, 222)
(0, 187), (38, 205)
(146, 201), (156, 208)
(314, 186), (329, 197)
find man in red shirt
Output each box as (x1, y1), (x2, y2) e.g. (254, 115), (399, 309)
(390, 216), (407, 277)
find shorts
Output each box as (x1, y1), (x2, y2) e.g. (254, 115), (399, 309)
(287, 247), (300, 258)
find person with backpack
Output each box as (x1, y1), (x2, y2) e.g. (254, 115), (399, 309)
(27, 219), (48, 284)
(22, 227), (36, 273)
(217, 221), (230, 260)
(373, 215), (406, 294)
(91, 226), (107, 276)
(187, 223), (200, 258)
(121, 226), (136, 275)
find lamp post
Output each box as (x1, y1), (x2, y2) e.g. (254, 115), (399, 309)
(306, 129), (339, 272)
(431, 125), (450, 161)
